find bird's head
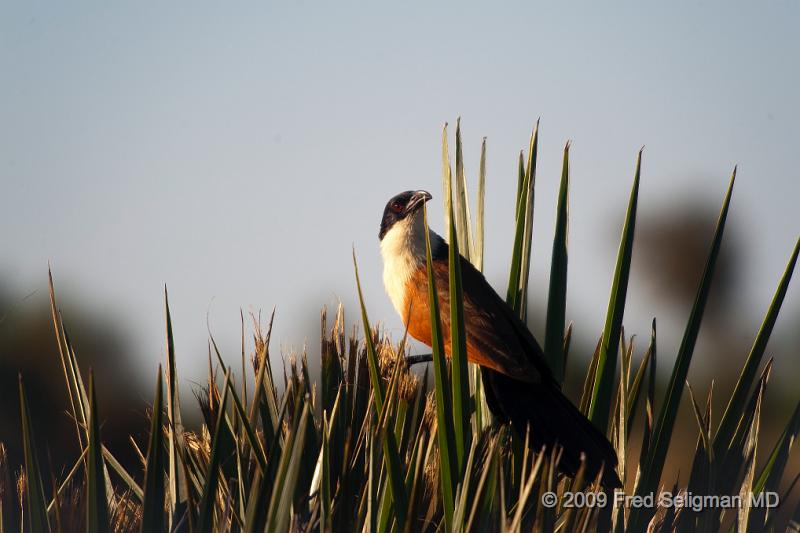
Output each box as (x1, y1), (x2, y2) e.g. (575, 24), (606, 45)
(378, 190), (432, 241)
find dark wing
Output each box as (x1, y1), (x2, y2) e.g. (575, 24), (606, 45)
(428, 243), (556, 385)
(428, 245), (619, 487)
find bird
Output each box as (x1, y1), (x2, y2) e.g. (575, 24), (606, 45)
(378, 189), (621, 489)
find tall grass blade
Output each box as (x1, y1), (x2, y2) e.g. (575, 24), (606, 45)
(163, 288), (188, 526)
(544, 141), (570, 383)
(442, 123), (454, 236)
(353, 251), (408, 530)
(465, 433), (500, 531)
(755, 400), (800, 495)
(518, 121), (539, 321)
(265, 403), (310, 533)
(452, 438), (478, 529)
(637, 319), (658, 471)
(681, 384), (715, 531)
(713, 360), (772, 509)
(447, 161), (472, 473)
(48, 269), (86, 449)
(140, 367), (166, 533)
(471, 363), (489, 434)
(249, 310), (278, 445)
(101, 446), (142, 502)
(506, 124), (538, 317)
(49, 475), (63, 533)
(197, 368), (233, 533)
(319, 414), (332, 532)
(243, 470), (268, 533)
(62, 330), (90, 438)
(580, 336), (603, 415)
(475, 137), (487, 271)
(738, 381), (764, 532)
(365, 428), (377, 533)
(713, 237), (799, 457)
(374, 348), (408, 532)
(515, 150), (524, 216)
(630, 169), (736, 530)
(686, 382), (714, 464)
(625, 330), (653, 438)
(352, 250), (385, 412)
(378, 425), (407, 532)
(453, 117), (473, 259)
(321, 309), (343, 415)
(616, 336), (632, 486)
(225, 375), (268, 473)
(402, 430), (427, 528)
(246, 396), (290, 533)
(423, 204), (457, 529)
(748, 401), (800, 528)
(588, 149), (641, 430)
(87, 372), (110, 533)
(18, 376), (50, 533)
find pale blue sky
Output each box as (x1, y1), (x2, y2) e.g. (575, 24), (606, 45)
(1, 2), (798, 388)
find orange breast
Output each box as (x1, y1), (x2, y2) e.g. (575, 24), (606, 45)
(403, 268), (434, 347)
(401, 265), (516, 375)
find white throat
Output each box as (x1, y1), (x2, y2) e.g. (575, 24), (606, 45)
(380, 214), (444, 317)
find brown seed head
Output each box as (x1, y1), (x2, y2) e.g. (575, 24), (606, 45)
(422, 391), (437, 431)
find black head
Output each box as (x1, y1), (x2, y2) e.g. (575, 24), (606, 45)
(378, 190), (432, 240)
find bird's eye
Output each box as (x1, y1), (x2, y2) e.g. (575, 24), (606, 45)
(392, 201), (403, 212)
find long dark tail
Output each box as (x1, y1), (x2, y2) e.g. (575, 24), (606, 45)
(481, 367), (622, 489)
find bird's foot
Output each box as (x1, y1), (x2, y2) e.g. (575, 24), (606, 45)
(405, 353), (433, 366)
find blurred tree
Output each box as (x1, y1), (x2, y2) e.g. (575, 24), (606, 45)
(637, 200), (740, 323)
(0, 284), (146, 482)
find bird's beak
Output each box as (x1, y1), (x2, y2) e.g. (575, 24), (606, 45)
(404, 190), (432, 215)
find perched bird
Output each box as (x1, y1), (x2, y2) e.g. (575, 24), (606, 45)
(379, 190), (621, 489)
